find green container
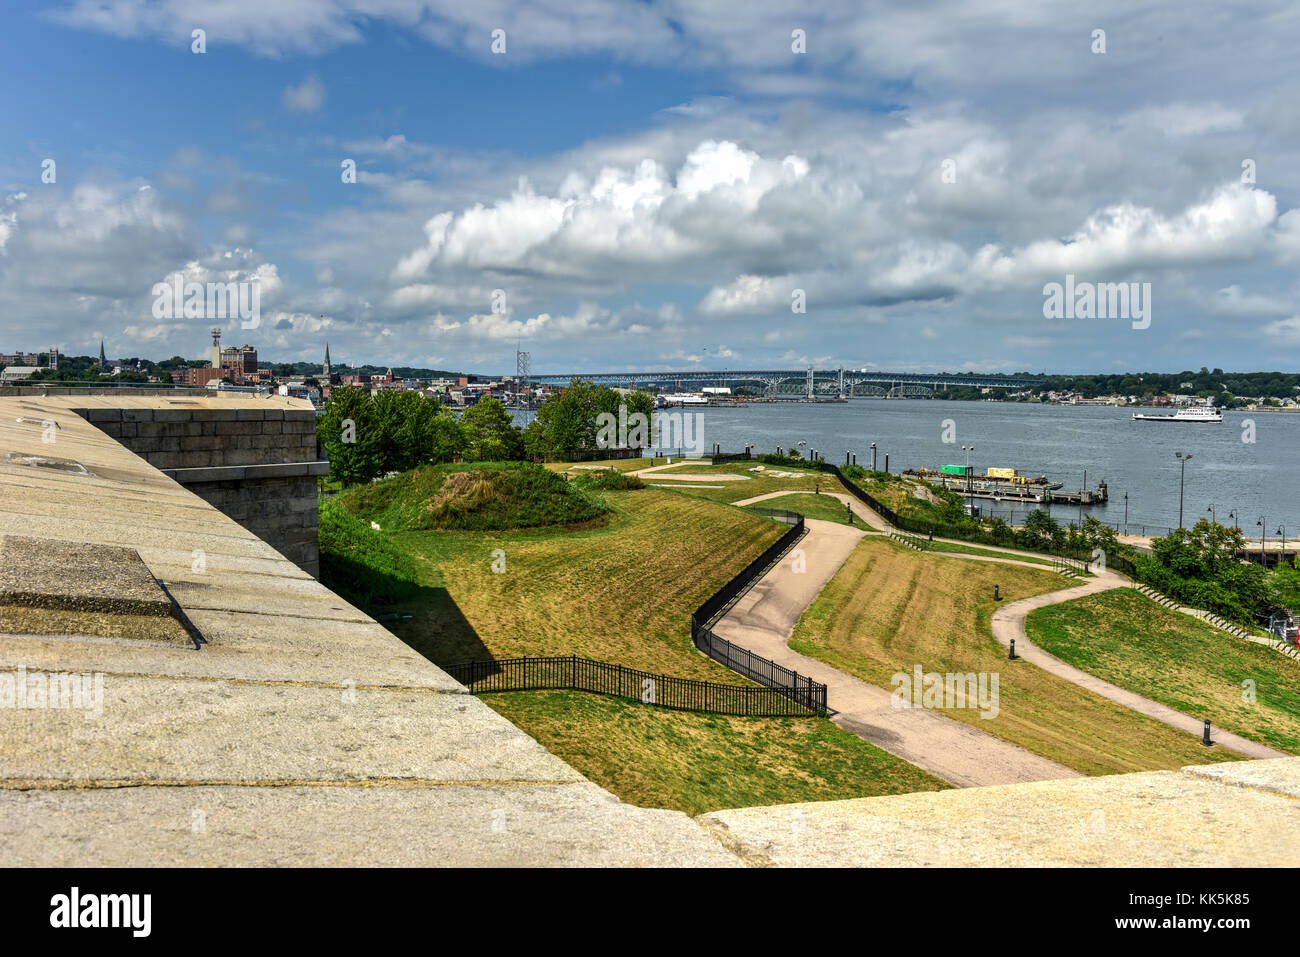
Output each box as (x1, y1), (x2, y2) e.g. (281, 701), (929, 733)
(940, 464), (971, 476)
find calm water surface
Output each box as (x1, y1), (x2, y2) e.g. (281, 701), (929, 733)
(524, 400), (1300, 535)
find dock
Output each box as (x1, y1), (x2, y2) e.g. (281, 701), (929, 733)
(920, 475), (1108, 506)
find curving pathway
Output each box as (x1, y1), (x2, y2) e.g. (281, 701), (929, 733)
(728, 488), (1284, 770)
(991, 580), (1287, 760)
(738, 486), (1284, 764)
(712, 518), (1080, 787)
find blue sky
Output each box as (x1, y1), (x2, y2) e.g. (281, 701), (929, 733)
(3, 1), (1300, 375)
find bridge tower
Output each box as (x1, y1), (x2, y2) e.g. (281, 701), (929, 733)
(806, 367), (814, 399)
(838, 367), (844, 398)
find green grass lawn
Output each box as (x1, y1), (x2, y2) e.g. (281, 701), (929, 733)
(483, 690), (947, 814)
(746, 492), (860, 525)
(381, 488), (785, 680)
(656, 463), (828, 504)
(1026, 588), (1300, 753)
(543, 456), (667, 474)
(788, 536), (1241, 774)
(925, 539), (1058, 567)
(322, 475), (952, 810)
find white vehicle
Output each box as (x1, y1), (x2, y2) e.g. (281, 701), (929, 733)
(1132, 406), (1223, 422)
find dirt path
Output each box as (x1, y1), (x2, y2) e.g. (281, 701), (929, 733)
(991, 581), (1287, 760)
(711, 518), (1080, 787)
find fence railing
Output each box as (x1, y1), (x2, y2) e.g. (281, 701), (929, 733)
(445, 507), (827, 717)
(444, 655), (819, 717)
(689, 510), (828, 715)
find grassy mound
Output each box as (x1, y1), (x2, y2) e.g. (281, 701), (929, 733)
(318, 497), (420, 612)
(337, 462), (611, 532)
(571, 468), (646, 492)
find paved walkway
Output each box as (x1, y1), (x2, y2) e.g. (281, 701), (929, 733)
(711, 518), (1080, 788)
(991, 580), (1288, 760)
(734, 489), (1068, 571)
(728, 491), (1287, 770)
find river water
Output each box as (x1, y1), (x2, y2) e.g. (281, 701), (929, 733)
(522, 400), (1300, 536)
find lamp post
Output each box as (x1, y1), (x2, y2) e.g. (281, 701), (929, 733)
(962, 444), (975, 514)
(1175, 452), (1193, 529)
(1257, 517), (1267, 566)
(1278, 525), (1288, 567)
(1207, 503), (1217, 526)
(1079, 468), (1087, 529)
(1124, 491), (1129, 536)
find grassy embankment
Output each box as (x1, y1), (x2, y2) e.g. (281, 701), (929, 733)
(788, 536), (1242, 774)
(1027, 589), (1300, 753)
(542, 456), (668, 475)
(322, 462), (946, 812)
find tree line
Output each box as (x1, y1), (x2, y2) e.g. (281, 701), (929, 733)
(318, 380), (657, 486)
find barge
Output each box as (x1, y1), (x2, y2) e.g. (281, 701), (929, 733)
(907, 465), (1108, 506)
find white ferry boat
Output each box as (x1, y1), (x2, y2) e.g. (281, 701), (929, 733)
(658, 392), (708, 406)
(1132, 406), (1223, 423)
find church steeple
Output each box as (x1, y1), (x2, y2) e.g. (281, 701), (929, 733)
(99, 340), (106, 367)
(322, 342), (331, 379)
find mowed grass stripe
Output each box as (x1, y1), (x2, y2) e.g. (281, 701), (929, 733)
(483, 689), (948, 815)
(788, 536), (1240, 775)
(1027, 588), (1300, 754)
(388, 489), (785, 681)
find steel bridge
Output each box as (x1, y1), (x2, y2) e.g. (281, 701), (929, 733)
(526, 369), (1042, 398)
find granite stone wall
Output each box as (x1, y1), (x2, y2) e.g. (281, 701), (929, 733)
(73, 405), (325, 576)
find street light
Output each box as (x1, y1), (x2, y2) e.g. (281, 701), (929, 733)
(1257, 517), (1268, 566)
(962, 444), (975, 513)
(1207, 503), (1217, 525)
(1124, 491), (1129, 536)
(1278, 525), (1288, 566)
(1175, 452), (1193, 529)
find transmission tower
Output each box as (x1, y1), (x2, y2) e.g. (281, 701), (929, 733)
(515, 345), (531, 408)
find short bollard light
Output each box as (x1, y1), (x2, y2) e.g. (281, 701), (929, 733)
(846, 502), (853, 524)
(1203, 719), (1213, 747)
(1008, 639), (1017, 660)
(994, 584), (1000, 601)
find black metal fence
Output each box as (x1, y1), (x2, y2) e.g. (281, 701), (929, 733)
(444, 655), (818, 717)
(444, 507), (827, 717)
(689, 510), (828, 715)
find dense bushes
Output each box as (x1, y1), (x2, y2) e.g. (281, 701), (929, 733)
(1135, 520), (1272, 624)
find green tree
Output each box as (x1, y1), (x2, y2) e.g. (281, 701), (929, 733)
(318, 386), (382, 486)
(371, 389), (462, 473)
(460, 397), (523, 461)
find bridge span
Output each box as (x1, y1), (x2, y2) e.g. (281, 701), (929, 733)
(526, 369), (1043, 398)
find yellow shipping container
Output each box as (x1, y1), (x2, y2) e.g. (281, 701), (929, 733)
(987, 467), (1017, 479)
